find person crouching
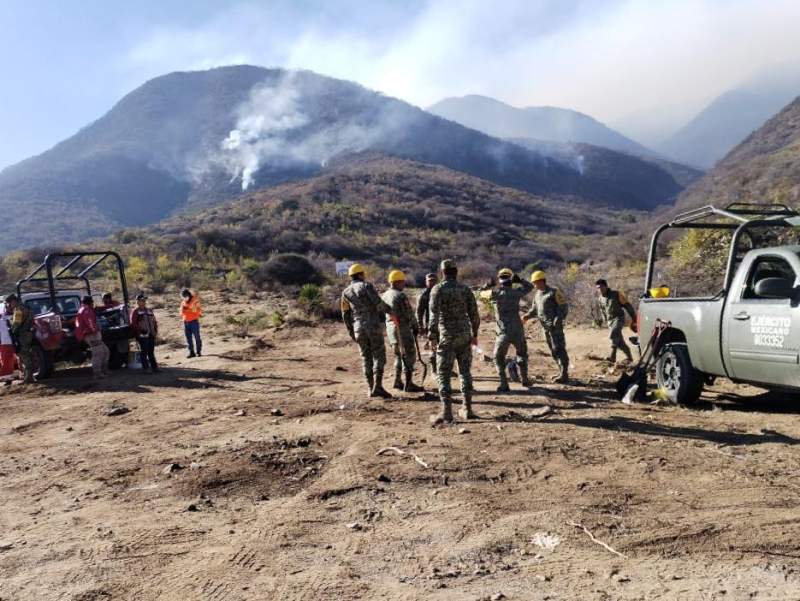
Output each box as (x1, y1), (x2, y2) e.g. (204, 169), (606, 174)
(76, 295), (110, 379)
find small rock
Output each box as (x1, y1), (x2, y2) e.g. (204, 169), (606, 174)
(335, 366), (347, 372)
(162, 463), (183, 475)
(106, 406), (130, 417)
(0, 542), (13, 552)
(66, 426), (74, 432)
(458, 428), (470, 434)
(270, 408), (283, 416)
(189, 462), (202, 470)
(491, 594), (506, 600)
(346, 522), (362, 531)
(235, 409), (247, 417)
(185, 504), (199, 512)
(377, 474), (391, 483)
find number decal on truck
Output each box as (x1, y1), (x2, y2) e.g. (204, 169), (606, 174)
(751, 315), (791, 348)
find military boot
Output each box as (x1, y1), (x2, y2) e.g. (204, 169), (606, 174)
(552, 361), (569, 384)
(622, 346), (634, 363)
(520, 361), (532, 388)
(458, 392), (478, 420)
(430, 397), (453, 425)
(370, 369), (393, 399)
(392, 372), (404, 390)
(403, 368), (424, 392)
(365, 373), (375, 397)
(496, 370), (510, 393)
(605, 348), (617, 364)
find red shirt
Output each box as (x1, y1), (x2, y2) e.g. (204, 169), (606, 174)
(75, 304), (99, 341)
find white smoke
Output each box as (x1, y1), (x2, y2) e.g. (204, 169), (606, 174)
(574, 154), (585, 176)
(206, 71), (403, 191)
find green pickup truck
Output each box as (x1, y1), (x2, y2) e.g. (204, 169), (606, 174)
(638, 203), (800, 404)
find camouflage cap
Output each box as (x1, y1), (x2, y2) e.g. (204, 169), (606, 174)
(440, 259), (457, 271)
(425, 272), (438, 281)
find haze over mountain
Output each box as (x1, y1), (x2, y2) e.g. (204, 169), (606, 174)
(429, 95), (655, 157)
(675, 95), (800, 213)
(0, 65), (698, 254)
(660, 72), (800, 169)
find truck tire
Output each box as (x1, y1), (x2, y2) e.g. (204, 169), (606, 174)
(32, 345), (54, 379)
(655, 343), (703, 405)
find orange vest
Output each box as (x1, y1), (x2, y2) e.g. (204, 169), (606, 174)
(181, 297), (202, 322)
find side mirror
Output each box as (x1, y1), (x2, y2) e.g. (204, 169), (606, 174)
(754, 277), (795, 299)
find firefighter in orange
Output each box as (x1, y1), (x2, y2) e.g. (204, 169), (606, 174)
(180, 289), (202, 358)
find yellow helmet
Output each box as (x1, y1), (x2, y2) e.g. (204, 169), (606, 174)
(387, 269), (406, 284)
(348, 263), (365, 277)
(530, 270), (546, 283)
(498, 267), (513, 278)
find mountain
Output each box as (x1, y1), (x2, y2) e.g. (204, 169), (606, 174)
(660, 73), (800, 169)
(428, 95), (654, 157)
(675, 96), (800, 213)
(0, 66), (677, 255)
(103, 156), (636, 279)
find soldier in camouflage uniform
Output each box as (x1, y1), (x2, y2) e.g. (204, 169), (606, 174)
(341, 264), (393, 399)
(524, 271), (570, 383)
(480, 268), (534, 392)
(381, 270), (424, 393)
(428, 259), (480, 424)
(5, 294), (35, 384)
(416, 273), (438, 374)
(595, 279), (637, 363)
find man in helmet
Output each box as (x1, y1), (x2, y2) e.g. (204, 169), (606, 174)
(428, 259), (480, 424)
(524, 271), (570, 384)
(595, 279), (637, 364)
(480, 267), (534, 391)
(381, 270), (423, 392)
(341, 263), (393, 399)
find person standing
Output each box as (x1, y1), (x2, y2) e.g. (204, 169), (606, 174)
(131, 293), (159, 373)
(416, 272), (438, 374)
(381, 270), (423, 393)
(0, 302), (16, 384)
(75, 295), (110, 378)
(428, 259), (480, 424)
(341, 264), (393, 399)
(524, 271), (570, 384)
(595, 279), (637, 363)
(480, 268), (534, 392)
(180, 288), (203, 358)
(5, 294), (35, 384)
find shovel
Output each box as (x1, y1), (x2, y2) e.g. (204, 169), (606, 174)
(413, 335), (429, 384)
(616, 320), (669, 403)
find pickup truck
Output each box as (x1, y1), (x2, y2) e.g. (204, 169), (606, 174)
(15, 251), (134, 378)
(638, 203), (800, 404)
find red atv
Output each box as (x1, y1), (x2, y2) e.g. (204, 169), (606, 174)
(15, 251), (134, 377)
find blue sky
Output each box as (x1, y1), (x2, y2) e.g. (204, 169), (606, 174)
(2, 0), (800, 170)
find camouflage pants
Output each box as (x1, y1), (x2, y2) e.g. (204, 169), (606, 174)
(16, 333), (34, 381)
(356, 328), (386, 380)
(493, 331), (528, 375)
(436, 334), (472, 400)
(544, 327), (569, 370)
(608, 319), (630, 356)
(391, 332), (417, 375)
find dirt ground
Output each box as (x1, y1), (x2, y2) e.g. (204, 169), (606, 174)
(2, 291), (800, 600)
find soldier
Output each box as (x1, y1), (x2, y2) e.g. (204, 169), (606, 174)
(523, 271), (570, 384)
(381, 270), (423, 392)
(416, 272), (438, 373)
(428, 259), (480, 424)
(595, 279), (637, 363)
(341, 263), (393, 399)
(5, 294), (35, 384)
(480, 268), (534, 391)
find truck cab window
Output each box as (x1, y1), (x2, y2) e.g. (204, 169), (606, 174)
(742, 257), (796, 300)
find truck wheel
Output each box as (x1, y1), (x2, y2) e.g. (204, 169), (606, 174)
(655, 343), (703, 405)
(32, 345), (54, 379)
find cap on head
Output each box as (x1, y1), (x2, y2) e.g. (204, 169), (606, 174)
(425, 272), (437, 281)
(82, 295), (93, 304)
(102, 292), (112, 300)
(136, 292), (148, 301)
(530, 270), (547, 283)
(440, 259), (456, 272)
(498, 267), (513, 279)
(387, 269), (406, 284)
(5, 293), (18, 303)
(181, 288), (191, 297)
(348, 263), (365, 277)
(595, 279), (608, 288)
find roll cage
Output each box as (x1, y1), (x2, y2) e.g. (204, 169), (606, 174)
(16, 251), (130, 314)
(645, 203), (800, 295)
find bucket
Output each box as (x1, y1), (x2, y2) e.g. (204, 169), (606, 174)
(127, 350), (143, 370)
